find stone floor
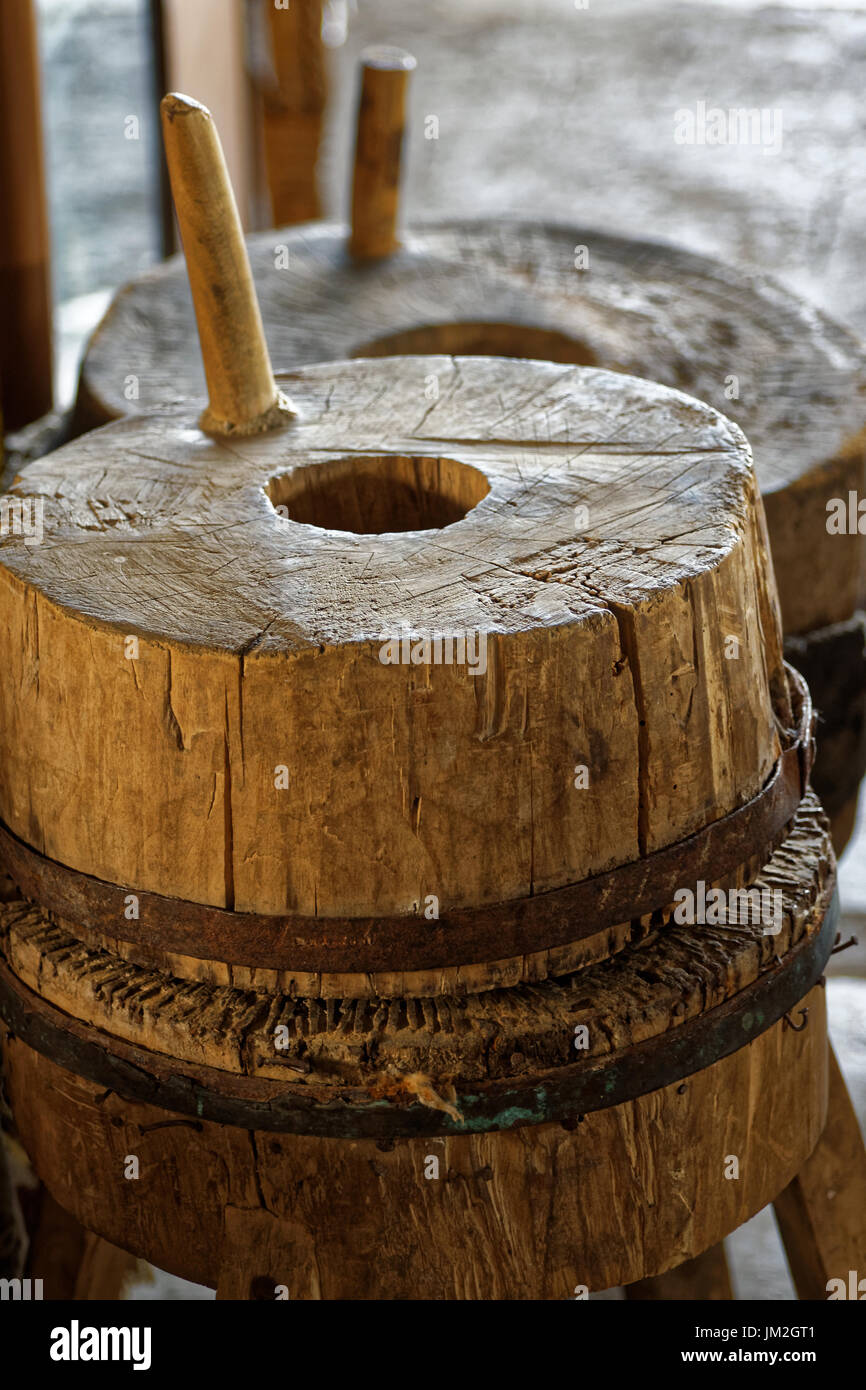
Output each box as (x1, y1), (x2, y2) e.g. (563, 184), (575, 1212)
(28, 0), (866, 1298)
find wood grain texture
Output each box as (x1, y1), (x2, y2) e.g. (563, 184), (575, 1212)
(0, 832), (777, 1000)
(75, 222), (866, 633)
(0, 982), (828, 1296)
(0, 793), (833, 1076)
(349, 48), (415, 261)
(0, 358), (787, 942)
(217, 1206), (321, 1300)
(160, 93), (293, 435)
(773, 1045), (866, 1300)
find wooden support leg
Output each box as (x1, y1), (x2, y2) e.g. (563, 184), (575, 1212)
(72, 1230), (146, 1300)
(23, 1191), (82, 1298)
(624, 1244), (734, 1300)
(773, 1045), (866, 1300)
(25, 1188), (142, 1300)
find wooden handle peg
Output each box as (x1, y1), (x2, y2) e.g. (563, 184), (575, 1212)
(349, 47), (416, 262)
(160, 93), (294, 434)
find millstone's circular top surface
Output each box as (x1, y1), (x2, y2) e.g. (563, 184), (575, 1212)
(8, 356), (753, 652)
(78, 221), (866, 503)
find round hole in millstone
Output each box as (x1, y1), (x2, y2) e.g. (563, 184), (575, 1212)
(265, 454), (490, 535)
(353, 320), (598, 366)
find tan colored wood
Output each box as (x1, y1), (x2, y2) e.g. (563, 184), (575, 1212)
(258, 0), (326, 226)
(0, 799), (835, 1296)
(0, 792), (833, 1062)
(625, 1243), (734, 1300)
(0, 359), (788, 961)
(349, 47), (415, 261)
(0, 829), (772, 1001)
(75, 222), (866, 635)
(160, 92), (294, 434)
(0, 981), (828, 1297)
(0, 0), (52, 430)
(773, 1044), (866, 1300)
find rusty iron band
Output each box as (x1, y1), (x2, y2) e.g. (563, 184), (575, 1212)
(0, 880), (837, 1137)
(0, 666), (814, 977)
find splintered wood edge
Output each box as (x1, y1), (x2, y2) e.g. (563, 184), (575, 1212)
(0, 794), (833, 1090)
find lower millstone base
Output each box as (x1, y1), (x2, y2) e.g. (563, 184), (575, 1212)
(0, 987), (829, 1297)
(0, 794), (838, 1296)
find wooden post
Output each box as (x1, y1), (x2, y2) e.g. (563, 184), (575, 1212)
(0, 0), (53, 430)
(349, 47), (415, 262)
(160, 92), (294, 434)
(259, 0), (327, 227)
(773, 1044), (866, 1299)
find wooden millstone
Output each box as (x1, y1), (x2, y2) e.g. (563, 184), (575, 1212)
(0, 357), (790, 995)
(75, 221), (866, 637)
(0, 795), (834, 1295)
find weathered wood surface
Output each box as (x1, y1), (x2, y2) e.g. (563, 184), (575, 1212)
(75, 222), (866, 635)
(0, 794), (833, 1080)
(0, 980), (828, 1295)
(0, 360), (788, 977)
(160, 93), (294, 435)
(773, 1044), (866, 1301)
(349, 48), (415, 262)
(0, 782), (838, 1295)
(0, 827), (784, 1000)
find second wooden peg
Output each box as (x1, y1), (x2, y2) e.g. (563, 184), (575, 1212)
(349, 47), (416, 262)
